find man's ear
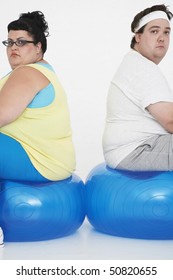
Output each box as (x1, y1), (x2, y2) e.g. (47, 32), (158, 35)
(135, 33), (141, 43)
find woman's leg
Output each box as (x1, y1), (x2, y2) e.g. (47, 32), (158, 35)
(0, 227), (4, 247)
(0, 133), (50, 182)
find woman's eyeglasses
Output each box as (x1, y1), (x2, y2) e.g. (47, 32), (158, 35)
(2, 39), (35, 47)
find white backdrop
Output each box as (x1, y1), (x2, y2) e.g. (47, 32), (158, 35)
(1, 0), (173, 180)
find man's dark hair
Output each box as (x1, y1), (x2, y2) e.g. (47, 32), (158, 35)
(130, 4), (173, 49)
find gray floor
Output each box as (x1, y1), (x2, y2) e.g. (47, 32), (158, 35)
(0, 219), (173, 260)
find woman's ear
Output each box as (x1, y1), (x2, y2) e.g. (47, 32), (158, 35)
(36, 42), (42, 54)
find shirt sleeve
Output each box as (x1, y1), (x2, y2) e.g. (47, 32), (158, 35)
(112, 51), (173, 111)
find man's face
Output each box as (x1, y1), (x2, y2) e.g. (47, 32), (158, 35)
(135, 18), (171, 64)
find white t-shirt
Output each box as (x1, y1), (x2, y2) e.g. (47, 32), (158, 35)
(103, 49), (173, 168)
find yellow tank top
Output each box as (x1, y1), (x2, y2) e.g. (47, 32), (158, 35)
(0, 63), (76, 180)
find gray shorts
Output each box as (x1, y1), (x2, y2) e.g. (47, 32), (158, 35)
(117, 134), (173, 171)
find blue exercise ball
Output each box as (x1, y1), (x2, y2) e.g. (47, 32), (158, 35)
(86, 163), (173, 240)
(0, 174), (86, 242)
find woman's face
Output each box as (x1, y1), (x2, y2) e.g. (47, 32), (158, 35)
(6, 30), (42, 69)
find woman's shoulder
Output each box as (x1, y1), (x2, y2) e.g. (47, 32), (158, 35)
(36, 62), (54, 71)
(27, 61), (55, 71)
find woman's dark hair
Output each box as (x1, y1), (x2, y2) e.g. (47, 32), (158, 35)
(7, 11), (49, 54)
(130, 4), (173, 49)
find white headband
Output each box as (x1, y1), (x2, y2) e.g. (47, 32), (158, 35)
(135, 11), (169, 32)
